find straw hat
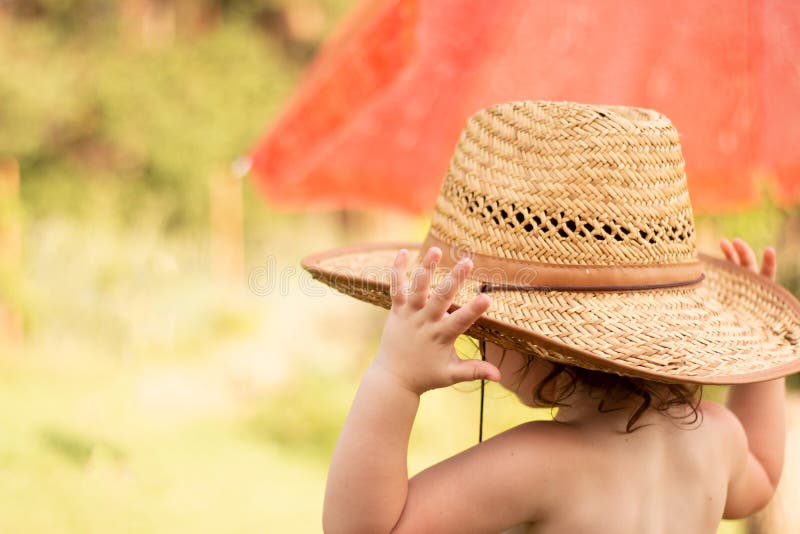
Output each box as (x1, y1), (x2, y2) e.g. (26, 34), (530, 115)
(301, 101), (800, 384)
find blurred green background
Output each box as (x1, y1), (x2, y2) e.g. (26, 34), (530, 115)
(0, 1), (797, 532)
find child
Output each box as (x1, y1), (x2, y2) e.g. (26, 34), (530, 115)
(302, 101), (800, 533)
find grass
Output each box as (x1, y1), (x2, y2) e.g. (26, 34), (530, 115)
(0, 333), (329, 533)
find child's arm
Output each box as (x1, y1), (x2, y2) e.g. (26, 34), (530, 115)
(720, 238), (786, 519)
(322, 247), (501, 533)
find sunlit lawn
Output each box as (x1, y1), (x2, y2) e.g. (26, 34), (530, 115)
(0, 356), (323, 533)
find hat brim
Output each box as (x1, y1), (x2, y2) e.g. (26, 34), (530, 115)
(302, 242), (800, 385)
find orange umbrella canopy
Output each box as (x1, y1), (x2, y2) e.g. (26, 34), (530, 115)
(249, 0), (800, 213)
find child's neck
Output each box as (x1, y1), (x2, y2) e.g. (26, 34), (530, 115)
(551, 387), (691, 431)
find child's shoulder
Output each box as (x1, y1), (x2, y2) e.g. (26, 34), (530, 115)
(699, 399), (746, 442)
(495, 419), (586, 448)
(698, 399), (748, 463)
(485, 420), (602, 470)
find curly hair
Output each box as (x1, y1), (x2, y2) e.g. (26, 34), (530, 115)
(479, 340), (702, 433)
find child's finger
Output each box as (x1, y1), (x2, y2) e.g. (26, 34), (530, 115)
(720, 238), (739, 265)
(732, 238), (758, 273)
(390, 249), (410, 307)
(440, 293), (491, 341)
(448, 358), (501, 384)
(407, 247), (441, 309)
(426, 258), (472, 319)
(761, 247), (777, 281)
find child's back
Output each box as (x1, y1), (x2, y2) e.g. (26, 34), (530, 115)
(395, 372), (750, 533)
(498, 402), (733, 533)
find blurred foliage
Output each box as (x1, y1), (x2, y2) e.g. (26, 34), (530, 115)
(243, 369), (351, 462)
(0, 6), (357, 529)
(40, 425), (126, 467)
(697, 199), (800, 295)
(0, 0), (350, 230)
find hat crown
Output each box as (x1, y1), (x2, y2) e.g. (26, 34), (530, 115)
(429, 101), (697, 266)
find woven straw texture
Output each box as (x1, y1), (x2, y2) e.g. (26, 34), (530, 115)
(430, 101), (695, 266)
(302, 101), (800, 384)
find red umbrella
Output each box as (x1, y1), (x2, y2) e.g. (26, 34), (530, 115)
(249, 0), (800, 213)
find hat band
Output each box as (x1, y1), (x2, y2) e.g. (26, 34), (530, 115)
(421, 233), (705, 292)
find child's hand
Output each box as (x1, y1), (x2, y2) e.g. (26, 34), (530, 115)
(373, 247), (501, 396)
(720, 238), (776, 282)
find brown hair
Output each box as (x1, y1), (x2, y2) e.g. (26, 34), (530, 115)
(481, 341), (702, 433)
(532, 362), (702, 432)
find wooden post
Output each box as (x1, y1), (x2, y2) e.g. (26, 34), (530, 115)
(0, 158), (23, 349)
(748, 391), (800, 533)
(209, 161), (245, 289)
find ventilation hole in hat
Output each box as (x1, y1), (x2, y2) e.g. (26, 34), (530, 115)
(639, 229), (658, 245)
(454, 189), (693, 248)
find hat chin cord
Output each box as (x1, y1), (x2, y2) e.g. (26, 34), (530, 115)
(478, 339), (487, 443)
